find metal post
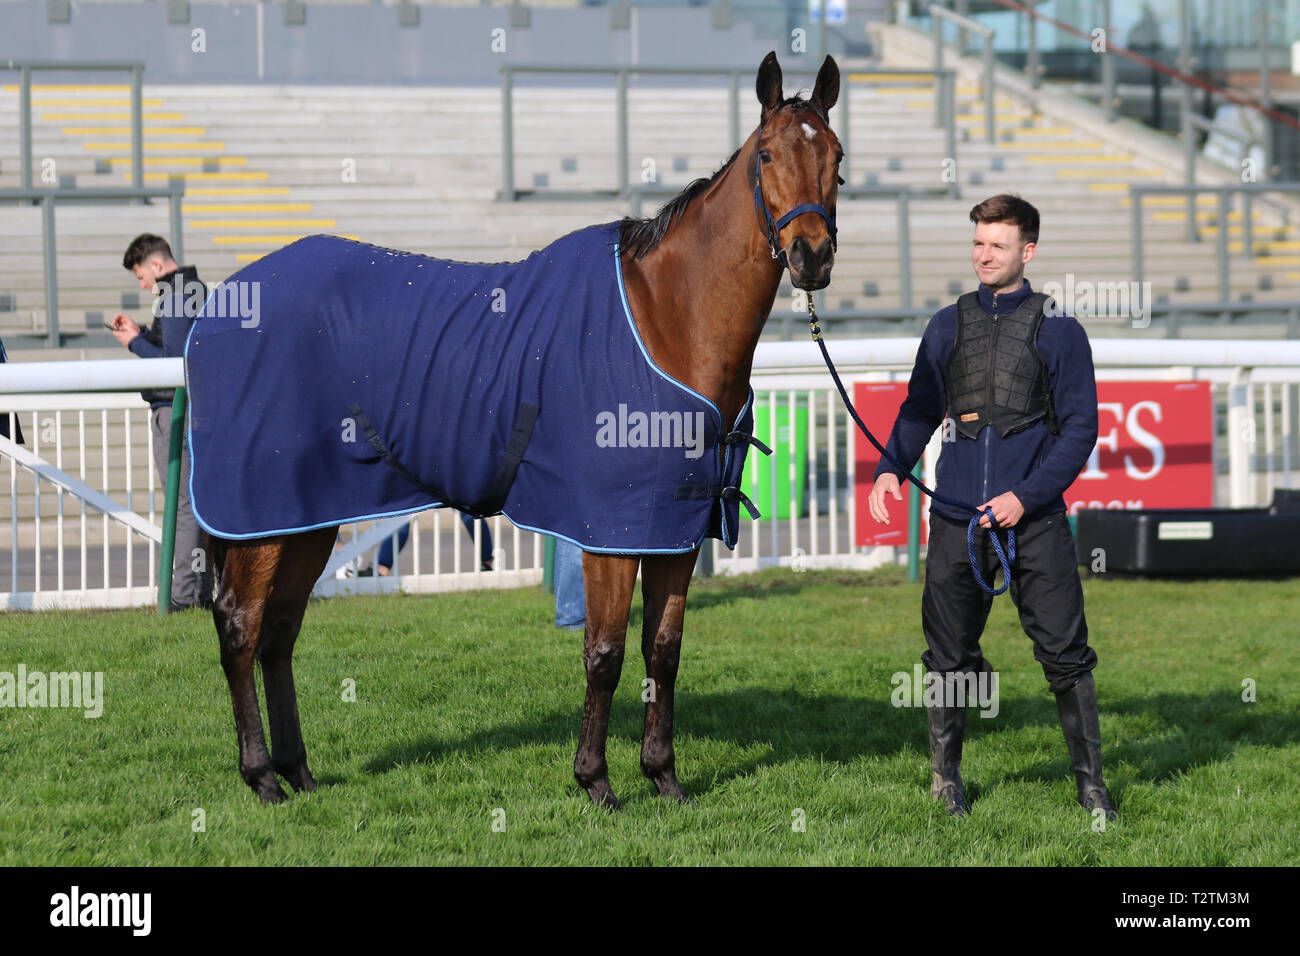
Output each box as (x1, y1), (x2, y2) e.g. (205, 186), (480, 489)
(169, 185), (184, 264)
(820, 0), (828, 60)
(695, 540), (713, 578)
(956, 0), (969, 52)
(1179, 0), (1196, 240)
(1027, 2), (1039, 90)
(983, 33), (995, 143)
(943, 72), (958, 198)
(729, 70), (740, 152)
(158, 385), (187, 613)
(1131, 190), (1144, 294)
(1257, 0), (1272, 179)
(130, 65), (145, 191)
(907, 460), (922, 582)
(1227, 368), (1253, 507)
(616, 68), (629, 197)
(500, 66), (514, 200)
(42, 196), (59, 348)
(839, 78), (850, 184)
(898, 190), (913, 309)
(19, 65), (33, 191)
(1217, 188), (1230, 302)
(1101, 0), (1115, 121)
(1244, 190), (1254, 257)
(933, 13), (944, 128)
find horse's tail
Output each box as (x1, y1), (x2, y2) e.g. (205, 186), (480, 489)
(206, 531), (229, 599)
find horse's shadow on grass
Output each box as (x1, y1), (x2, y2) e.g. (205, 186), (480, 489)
(362, 688), (1298, 802)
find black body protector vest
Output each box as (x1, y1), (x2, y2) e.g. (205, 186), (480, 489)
(945, 291), (1060, 441)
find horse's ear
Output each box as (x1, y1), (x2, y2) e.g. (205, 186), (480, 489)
(756, 51), (783, 116)
(812, 55), (840, 115)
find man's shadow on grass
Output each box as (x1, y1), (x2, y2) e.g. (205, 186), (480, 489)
(361, 687), (1296, 802)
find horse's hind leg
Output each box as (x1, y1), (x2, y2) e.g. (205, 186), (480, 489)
(213, 537), (288, 803)
(638, 550), (698, 802)
(259, 526), (336, 794)
(573, 552), (639, 810)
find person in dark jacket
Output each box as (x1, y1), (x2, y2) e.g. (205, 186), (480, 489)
(868, 194), (1115, 822)
(109, 234), (211, 612)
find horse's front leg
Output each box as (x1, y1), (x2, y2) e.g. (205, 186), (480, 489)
(573, 552), (639, 810)
(638, 549), (698, 802)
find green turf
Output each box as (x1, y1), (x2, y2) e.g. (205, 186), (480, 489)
(1, 567), (1296, 865)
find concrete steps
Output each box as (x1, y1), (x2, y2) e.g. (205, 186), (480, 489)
(1, 77), (1296, 349)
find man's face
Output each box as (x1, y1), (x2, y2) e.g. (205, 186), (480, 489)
(971, 221), (1034, 292)
(131, 255), (172, 291)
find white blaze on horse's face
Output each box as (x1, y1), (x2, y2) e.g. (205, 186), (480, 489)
(801, 123), (818, 140)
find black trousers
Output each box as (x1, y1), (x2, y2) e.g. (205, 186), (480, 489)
(921, 510), (1097, 694)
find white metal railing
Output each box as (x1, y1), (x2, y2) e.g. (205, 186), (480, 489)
(2, 342), (1299, 608)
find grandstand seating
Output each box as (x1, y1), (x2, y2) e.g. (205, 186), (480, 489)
(2, 29), (1297, 357)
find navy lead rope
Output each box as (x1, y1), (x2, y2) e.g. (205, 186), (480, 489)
(807, 301), (1015, 596)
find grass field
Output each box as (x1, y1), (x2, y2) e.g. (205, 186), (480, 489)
(1, 567), (1297, 866)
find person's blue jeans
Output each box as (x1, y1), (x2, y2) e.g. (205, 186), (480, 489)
(553, 538), (585, 630)
(377, 512), (494, 570)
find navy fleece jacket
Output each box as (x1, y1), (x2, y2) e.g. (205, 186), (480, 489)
(127, 265), (202, 410)
(872, 279), (1099, 523)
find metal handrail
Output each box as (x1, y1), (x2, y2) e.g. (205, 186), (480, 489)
(989, 0), (1299, 238)
(1130, 182), (1300, 317)
(0, 186), (186, 349)
(928, 4), (995, 143)
(498, 64), (957, 201)
(787, 300), (1300, 341)
(2, 60), (147, 193)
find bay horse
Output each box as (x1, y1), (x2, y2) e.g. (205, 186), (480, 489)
(208, 51), (842, 809)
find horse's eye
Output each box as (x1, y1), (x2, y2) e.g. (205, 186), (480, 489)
(758, 149), (772, 164)
(835, 151), (844, 165)
(837, 175), (846, 186)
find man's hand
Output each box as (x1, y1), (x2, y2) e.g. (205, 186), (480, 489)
(977, 491), (1024, 529)
(869, 473), (903, 524)
(109, 313), (140, 347)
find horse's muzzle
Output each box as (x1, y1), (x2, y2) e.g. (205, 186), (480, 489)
(788, 235), (834, 290)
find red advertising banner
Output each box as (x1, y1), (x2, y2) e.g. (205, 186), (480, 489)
(853, 382), (928, 548)
(854, 380), (1215, 546)
(1064, 380), (1214, 512)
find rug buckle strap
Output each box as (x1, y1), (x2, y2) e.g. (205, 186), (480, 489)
(474, 401), (540, 518)
(673, 482), (762, 521)
(725, 430), (772, 457)
(349, 402), (447, 503)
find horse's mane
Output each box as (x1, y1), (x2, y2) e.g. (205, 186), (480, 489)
(618, 147), (742, 260)
(617, 95), (825, 260)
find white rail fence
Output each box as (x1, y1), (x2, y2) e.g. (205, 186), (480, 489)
(2, 340), (1299, 610)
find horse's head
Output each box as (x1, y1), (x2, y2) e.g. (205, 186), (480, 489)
(752, 51), (841, 291)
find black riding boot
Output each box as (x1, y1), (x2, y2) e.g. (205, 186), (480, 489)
(1055, 673), (1117, 821)
(926, 683), (969, 816)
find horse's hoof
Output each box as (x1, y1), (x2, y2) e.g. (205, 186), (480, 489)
(646, 769), (690, 804)
(282, 768), (317, 794)
(584, 783), (622, 812)
(248, 771), (290, 804)
(256, 781), (290, 804)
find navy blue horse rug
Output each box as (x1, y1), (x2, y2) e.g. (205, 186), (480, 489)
(185, 223), (763, 553)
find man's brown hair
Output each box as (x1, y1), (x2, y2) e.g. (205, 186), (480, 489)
(968, 194), (1039, 245)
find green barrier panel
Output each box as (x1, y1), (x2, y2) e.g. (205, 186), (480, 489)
(741, 402), (808, 521)
(542, 536), (556, 593)
(158, 386), (186, 614)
